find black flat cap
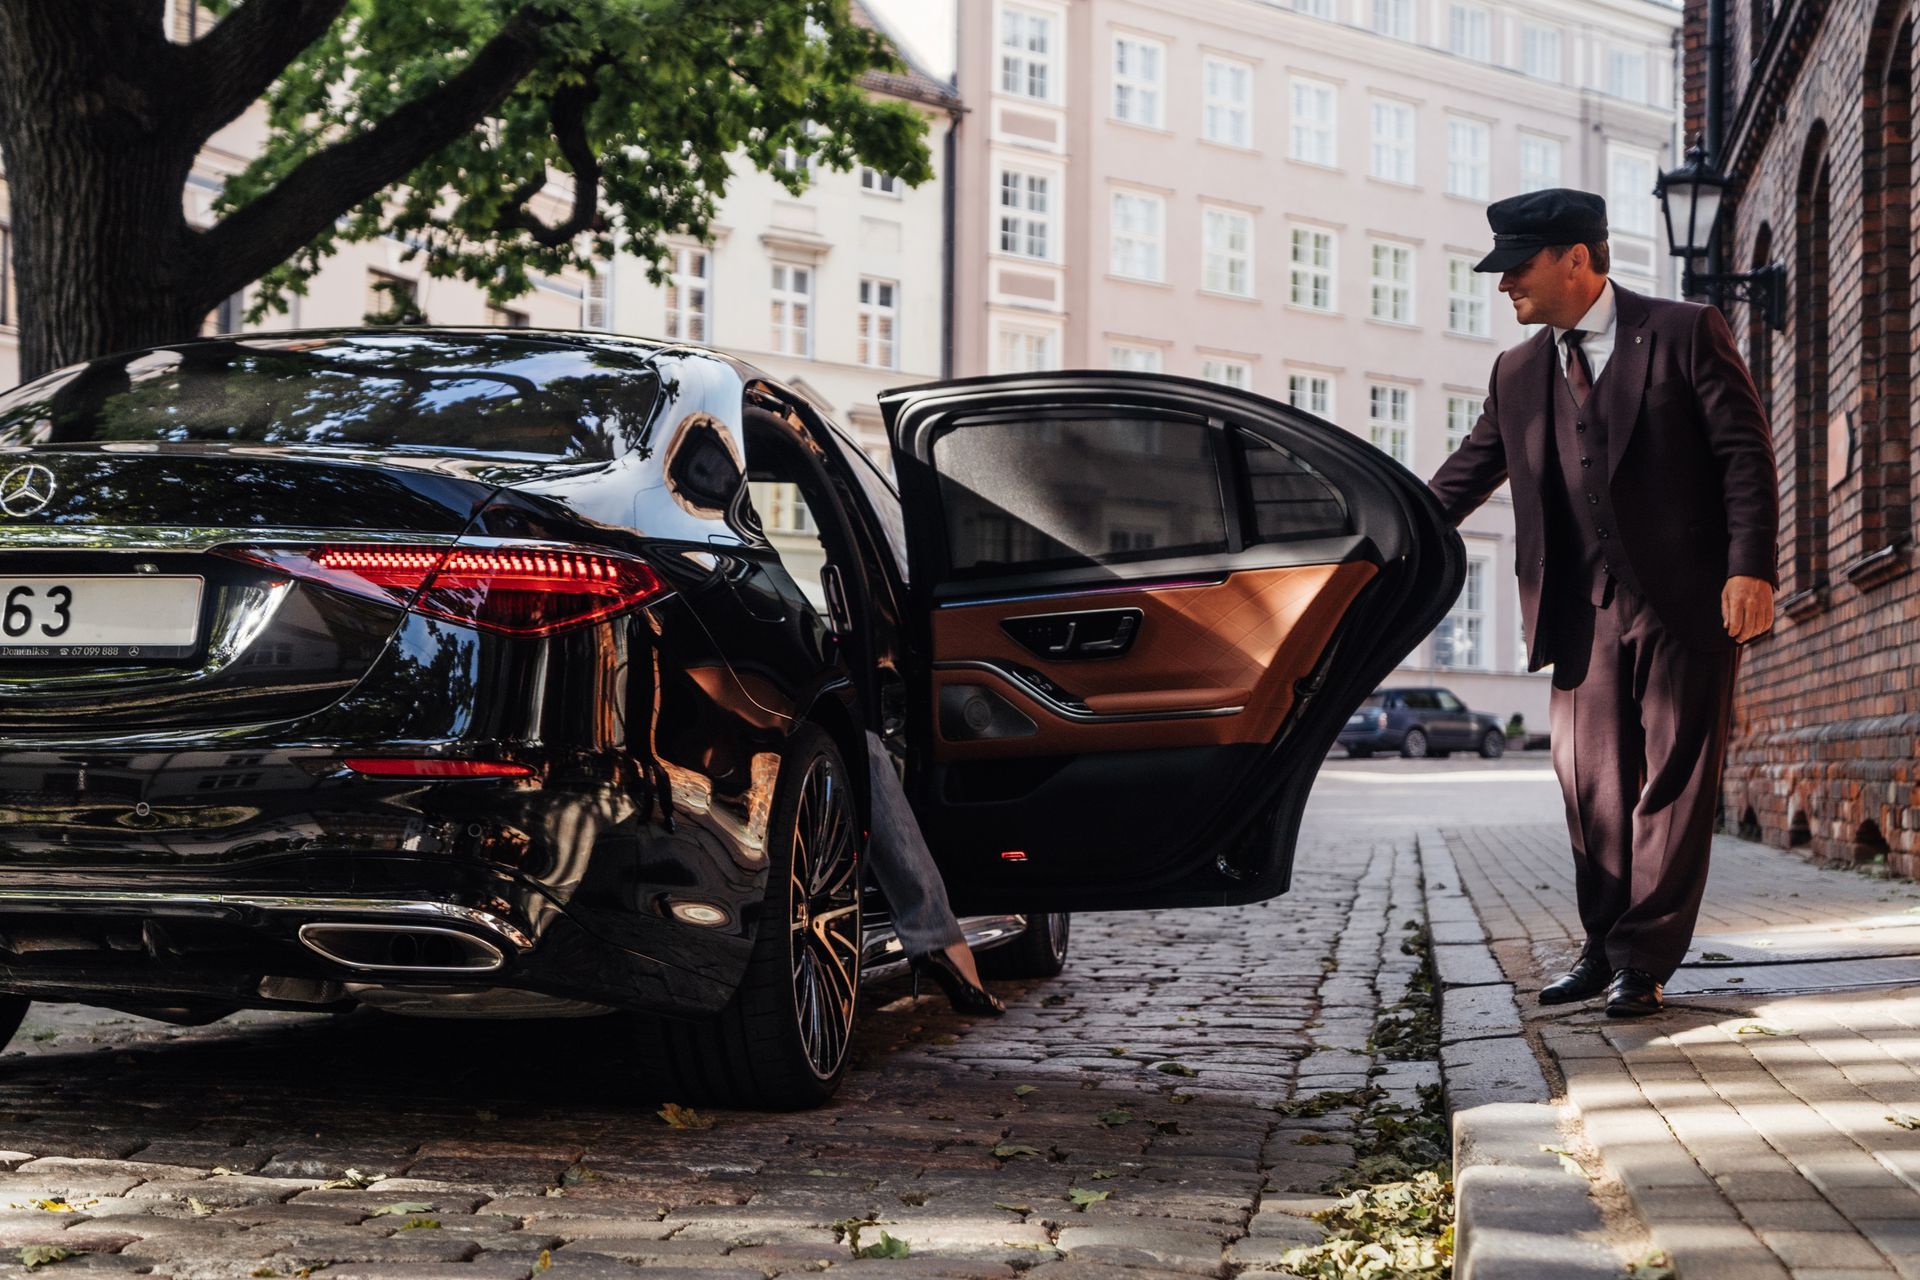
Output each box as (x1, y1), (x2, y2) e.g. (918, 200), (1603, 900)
(1473, 188), (1609, 273)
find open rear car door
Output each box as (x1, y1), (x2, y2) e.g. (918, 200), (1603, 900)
(880, 371), (1463, 913)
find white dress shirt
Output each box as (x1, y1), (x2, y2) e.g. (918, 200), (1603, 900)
(1550, 280), (1618, 384)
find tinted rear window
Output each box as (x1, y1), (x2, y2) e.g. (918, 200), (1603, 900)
(0, 333), (661, 460)
(933, 413), (1227, 574)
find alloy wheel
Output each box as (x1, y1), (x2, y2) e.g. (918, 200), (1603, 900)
(788, 755), (861, 1081)
(1403, 728), (1428, 759)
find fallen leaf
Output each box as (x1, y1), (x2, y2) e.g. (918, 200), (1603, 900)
(1155, 1062), (1198, 1078)
(1090, 1169), (1116, 1180)
(1626, 1249), (1676, 1280)
(1108, 1046), (1129, 1057)
(26, 1198), (76, 1213)
(1067, 1187), (1111, 1206)
(991, 1144), (1042, 1160)
(657, 1103), (715, 1130)
(1728, 977), (1746, 984)
(1013, 1085), (1037, 1098)
(187, 1197), (215, 1218)
(395, 1216), (441, 1230)
(1541, 1145), (1591, 1179)
(1095, 1109), (1133, 1128)
(534, 1251), (553, 1274)
(560, 1166), (603, 1187)
(319, 1168), (380, 1190)
(368, 1202), (436, 1217)
(854, 1230), (910, 1260)
(475, 1110), (497, 1122)
(993, 1201), (1030, 1213)
(1698, 951), (1733, 962)
(1889, 1114), (1920, 1130)
(928, 1034), (958, 1046)
(210, 1166), (242, 1177)
(1042, 994), (1068, 1007)
(1736, 1024), (1793, 1036)
(18, 1247), (74, 1269)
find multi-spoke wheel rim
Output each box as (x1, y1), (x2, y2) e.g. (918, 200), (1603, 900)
(788, 755), (861, 1081)
(1044, 912), (1070, 966)
(1405, 730), (1427, 758)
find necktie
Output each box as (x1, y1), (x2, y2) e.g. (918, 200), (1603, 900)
(1563, 329), (1593, 408)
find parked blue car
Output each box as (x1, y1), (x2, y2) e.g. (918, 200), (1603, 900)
(1338, 687), (1508, 759)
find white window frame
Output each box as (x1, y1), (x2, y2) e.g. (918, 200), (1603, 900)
(1446, 117), (1491, 199)
(1292, 0), (1334, 17)
(769, 261), (813, 358)
(1520, 134), (1563, 193)
(583, 268), (614, 331)
(1445, 392), (1485, 453)
(1202, 357), (1254, 390)
(1289, 78), (1338, 167)
(1108, 343), (1163, 372)
(999, 4), (1058, 102)
(1369, 240), (1413, 324)
(1370, 99), (1416, 184)
(1606, 47), (1648, 103)
(1288, 372), (1333, 416)
(1202, 206), (1255, 298)
(860, 167), (902, 197)
(1289, 226), (1336, 310)
(1110, 189), (1166, 282)
(1435, 550), (1493, 670)
(994, 322), (1059, 373)
(857, 277), (898, 370)
(1519, 25), (1561, 79)
(997, 165), (1056, 261)
(1112, 34), (1166, 128)
(1446, 256), (1490, 337)
(1608, 145), (1659, 238)
(1371, 0), (1413, 40)
(665, 245), (709, 343)
(1447, 3), (1492, 61)
(1368, 382), (1413, 466)
(1202, 56), (1253, 149)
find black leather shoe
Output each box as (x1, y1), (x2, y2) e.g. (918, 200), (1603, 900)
(911, 950), (1005, 1016)
(1606, 968), (1665, 1018)
(1538, 955), (1612, 1005)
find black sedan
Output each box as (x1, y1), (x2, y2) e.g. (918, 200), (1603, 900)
(0, 330), (1460, 1108)
(1339, 686), (1508, 758)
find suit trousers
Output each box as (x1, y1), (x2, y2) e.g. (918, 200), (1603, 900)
(1547, 583), (1738, 982)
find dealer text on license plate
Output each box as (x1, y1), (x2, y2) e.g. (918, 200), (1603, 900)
(0, 576), (204, 659)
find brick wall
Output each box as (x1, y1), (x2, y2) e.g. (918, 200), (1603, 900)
(1703, 0), (1920, 874)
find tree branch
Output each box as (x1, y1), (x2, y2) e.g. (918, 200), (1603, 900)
(192, 6), (556, 309)
(497, 70), (606, 248)
(181, 0), (353, 142)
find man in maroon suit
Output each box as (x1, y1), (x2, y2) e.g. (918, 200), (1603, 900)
(1428, 189), (1777, 1017)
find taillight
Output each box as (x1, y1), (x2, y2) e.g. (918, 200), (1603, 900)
(217, 541), (668, 637)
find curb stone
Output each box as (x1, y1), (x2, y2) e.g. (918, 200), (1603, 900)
(1417, 828), (1622, 1280)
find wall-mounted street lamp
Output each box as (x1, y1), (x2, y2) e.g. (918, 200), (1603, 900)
(1654, 143), (1786, 331)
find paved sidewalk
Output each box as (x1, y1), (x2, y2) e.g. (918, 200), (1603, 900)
(1447, 823), (1920, 1280)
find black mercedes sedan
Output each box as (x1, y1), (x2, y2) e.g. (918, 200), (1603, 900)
(0, 330), (1461, 1108)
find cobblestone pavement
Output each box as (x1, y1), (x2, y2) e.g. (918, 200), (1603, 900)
(0, 780), (1446, 1280)
(1449, 823), (1920, 1280)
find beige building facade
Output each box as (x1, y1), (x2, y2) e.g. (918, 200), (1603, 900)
(952, 0), (1682, 729)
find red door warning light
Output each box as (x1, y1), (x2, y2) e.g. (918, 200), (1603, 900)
(1000, 850), (1028, 862)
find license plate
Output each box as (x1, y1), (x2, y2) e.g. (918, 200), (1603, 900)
(0, 576), (204, 659)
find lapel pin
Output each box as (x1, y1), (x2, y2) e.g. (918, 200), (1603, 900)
(1635, 336), (1643, 344)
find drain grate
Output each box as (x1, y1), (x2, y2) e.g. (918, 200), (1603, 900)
(1669, 956), (1920, 996)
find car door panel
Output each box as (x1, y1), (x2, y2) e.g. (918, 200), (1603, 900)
(881, 372), (1462, 913)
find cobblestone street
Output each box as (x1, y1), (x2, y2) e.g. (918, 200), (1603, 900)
(0, 759), (1555, 1279)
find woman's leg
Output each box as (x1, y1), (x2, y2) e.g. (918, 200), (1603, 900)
(863, 732), (967, 962)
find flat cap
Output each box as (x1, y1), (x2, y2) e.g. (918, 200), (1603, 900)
(1473, 188), (1609, 273)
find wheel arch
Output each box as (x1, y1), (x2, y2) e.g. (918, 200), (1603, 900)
(796, 688), (869, 829)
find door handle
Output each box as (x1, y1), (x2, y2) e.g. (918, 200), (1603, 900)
(1001, 608), (1143, 661)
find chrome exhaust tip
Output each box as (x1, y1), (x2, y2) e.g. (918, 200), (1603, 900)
(297, 923), (505, 974)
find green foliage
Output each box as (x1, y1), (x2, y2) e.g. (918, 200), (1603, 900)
(221, 0), (933, 321)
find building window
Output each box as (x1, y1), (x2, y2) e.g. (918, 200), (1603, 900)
(1288, 372), (1332, 415)
(1520, 25), (1561, 78)
(1368, 383), (1412, 464)
(1109, 343), (1163, 372)
(666, 246), (709, 342)
(858, 277), (897, 369)
(1370, 100), (1416, 184)
(996, 325), (1058, 373)
(1447, 257), (1489, 336)
(1606, 48), (1648, 103)
(1865, 21), (1914, 553)
(1290, 227), (1335, 309)
(364, 270), (421, 324)
(1113, 35), (1165, 127)
(770, 262), (812, 357)
(1795, 144), (1832, 592)
(1111, 190), (1165, 281)
(487, 306), (529, 328)
(1446, 118), (1490, 199)
(1202, 56), (1253, 148)
(0, 224), (13, 326)
(583, 270), (613, 330)
(1203, 207), (1255, 297)
(860, 167), (901, 196)
(1520, 135), (1563, 193)
(169, 0), (202, 42)
(1290, 78), (1338, 167)
(1292, 0), (1334, 16)
(999, 5), (1056, 101)
(1445, 393), (1485, 452)
(1369, 241), (1413, 324)
(1372, 0), (1413, 40)
(1448, 3), (1492, 61)
(1434, 556), (1487, 669)
(1204, 358), (1254, 390)
(775, 121), (821, 176)
(998, 168), (1054, 260)
(1607, 146), (1658, 237)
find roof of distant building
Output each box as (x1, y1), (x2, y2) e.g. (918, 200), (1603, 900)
(850, 0), (963, 111)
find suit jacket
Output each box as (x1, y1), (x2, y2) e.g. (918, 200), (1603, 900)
(1428, 285), (1778, 668)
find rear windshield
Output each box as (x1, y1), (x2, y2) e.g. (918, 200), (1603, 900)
(0, 332), (661, 460)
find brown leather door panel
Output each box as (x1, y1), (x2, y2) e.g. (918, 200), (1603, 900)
(930, 560), (1376, 759)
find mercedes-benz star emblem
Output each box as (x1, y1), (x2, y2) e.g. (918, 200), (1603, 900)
(0, 464), (54, 517)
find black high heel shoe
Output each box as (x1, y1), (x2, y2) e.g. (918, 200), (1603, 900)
(910, 949), (1006, 1016)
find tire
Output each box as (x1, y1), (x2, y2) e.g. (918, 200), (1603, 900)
(1400, 728), (1429, 759)
(1346, 745), (1373, 759)
(978, 912), (1070, 980)
(643, 725), (862, 1110)
(1479, 729), (1507, 759)
(0, 997), (26, 1050)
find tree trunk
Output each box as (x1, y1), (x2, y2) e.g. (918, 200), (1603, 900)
(0, 3), (203, 383)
